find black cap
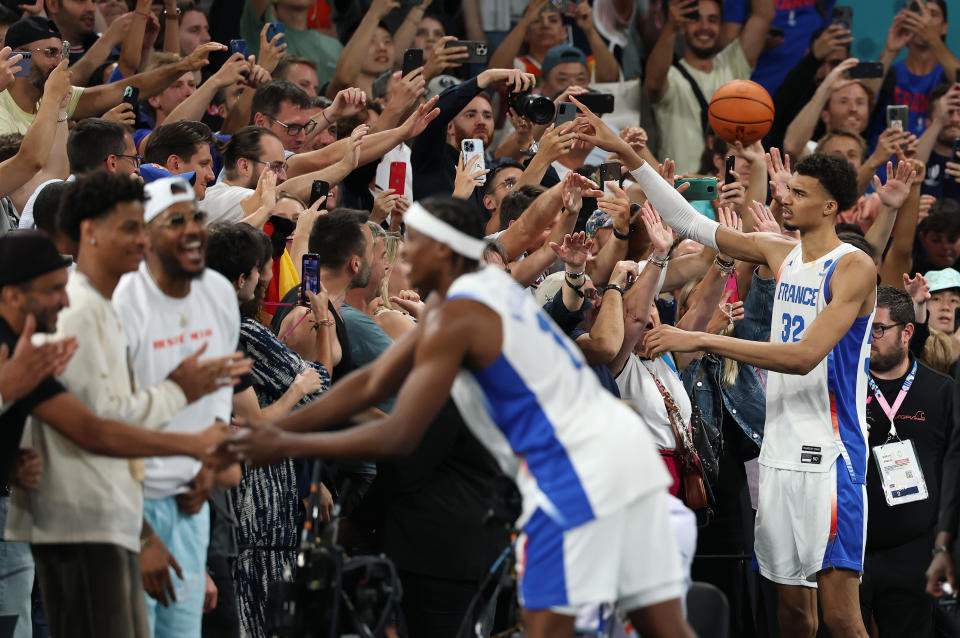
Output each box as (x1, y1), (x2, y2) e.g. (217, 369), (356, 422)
(0, 229), (72, 288)
(4, 16), (61, 51)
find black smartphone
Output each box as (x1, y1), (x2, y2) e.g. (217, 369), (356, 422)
(301, 253), (320, 304)
(122, 85), (139, 108)
(574, 93), (615, 115)
(402, 48), (423, 77)
(309, 180), (329, 207)
(554, 101), (576, 126)
(724, 155), (737, 185)
(887, 104), (909, 132)
(952, 137), (960, 160)
(445, 40), (488, 65)
(599, 161), (622, 194)
(13, 51), (31, 78)
(832, 6), (853, 30)
(229, 39), (249, 57)
(847, 61), (884, 79)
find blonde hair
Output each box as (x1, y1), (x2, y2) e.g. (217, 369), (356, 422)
(922, 328), (954, 373)
(379, 233), (403, 311)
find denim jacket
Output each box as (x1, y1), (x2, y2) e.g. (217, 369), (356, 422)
(681, 269), (776, 463)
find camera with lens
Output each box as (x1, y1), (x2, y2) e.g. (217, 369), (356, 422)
(507, 91), (555, 125)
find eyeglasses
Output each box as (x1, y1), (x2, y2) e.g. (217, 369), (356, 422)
(19, 46), (60, 58)
(156, 209), (207, 229)
(114, 153), (142, 167)
(264, 114), (317, 136)
(491, 178), (517, 193)
(247, 158), (289, 174)
(871, 322), (905, 339)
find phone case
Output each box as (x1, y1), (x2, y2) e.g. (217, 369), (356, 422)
(461, 139), (486, 184)
(555, 102), (576, 126)
(676, 178), (718, 201)
(389, 162), (406, 195)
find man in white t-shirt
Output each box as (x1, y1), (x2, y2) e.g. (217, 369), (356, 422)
(113, 177), (242, 638)
(644, 0), (774, 173)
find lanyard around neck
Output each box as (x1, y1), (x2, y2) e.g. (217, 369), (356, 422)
(868, 359), (917, 440)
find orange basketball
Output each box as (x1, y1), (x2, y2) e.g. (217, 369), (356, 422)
(708, 80), (775, 146)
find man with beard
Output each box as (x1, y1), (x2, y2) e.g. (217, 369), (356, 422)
(860, 286), (957, 636)
(0, 16), (223, 135)
(410, 68), (535, 202)
(4, 175), (247, 638)
(112, 177), (243, 638)
(644, 0), (774, 173)
(918, 82), (960, 202)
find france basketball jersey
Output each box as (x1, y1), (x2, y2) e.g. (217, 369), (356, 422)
(762, 243), (874, 484)
(444, 267), (671, 531)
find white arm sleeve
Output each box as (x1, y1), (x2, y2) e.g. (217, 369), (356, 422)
(630, 162), (720, 250)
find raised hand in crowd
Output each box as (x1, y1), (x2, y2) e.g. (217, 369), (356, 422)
(904, 272), (931, 324)
(811, 24), (854, 61)
(550, 231), (593, 274)
(452, 150), (490, 199)
(706, 289), (745, 335)
(398, 95), (441, 140)
(328, 87), (367, 121)
(424, 36), (469, 82)
(717, 176), (746, 214)
(388, 290), (425, 319)
(102, 102), (137, 127)
(476, 68), (536, 92)
(371, 187), (405, 223)
(258, 22), (288, 74)
(765, 147), (792, 205)
(873, 160), (918, 211)
(0, 47), (23, 94)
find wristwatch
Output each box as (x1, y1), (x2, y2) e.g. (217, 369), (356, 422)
(933, 545), (951, 557)
(521, 141), (539, 157)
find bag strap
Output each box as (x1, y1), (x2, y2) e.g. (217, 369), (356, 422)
(671, 58), (710, 135)
(641, 360), (695, 456)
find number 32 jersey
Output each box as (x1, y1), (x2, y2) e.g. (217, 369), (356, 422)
(762, 242), (874, 483)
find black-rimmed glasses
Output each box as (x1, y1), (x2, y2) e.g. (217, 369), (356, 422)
(871, 322), (905, 339)
(264, 114), (317, 136)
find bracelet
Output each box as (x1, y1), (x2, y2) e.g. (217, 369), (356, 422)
(57, 113), (69, 123)
(162, 7), (181, 16)
(613, 226), (631, 240)
(314, 319), (335, 328)
(564, 277), (584, 297)
(565, 269), (585, 279)
(714, 254), (736, 275)
(648, 253), (669, 269)
(603, 283), (624, 296)
(933, 545), (951, 557)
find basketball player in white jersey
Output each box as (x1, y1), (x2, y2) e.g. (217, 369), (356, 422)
(562, 96), (916, 638)
(223, 194), (697, 638)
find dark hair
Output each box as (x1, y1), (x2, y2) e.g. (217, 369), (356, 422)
(420, 195), (487, 269)
(920, 202), (960, 240)
(57, 172), (146, 242)
(498, 184), (545, 232)
(67, 119), (128, 175)
(0, 133), (22, 163)
(206, 222), (269, 286)
(834, 222), (864, 236)
(143, 120), (215, 166)
(877, 285), (915, 325)
(222, 126), (280, 176)
(32, 181), (71, 237)
(307, 208), (369, 270)
(794, 152), (858, 213)
(838, 232), (876, 260)
(250, 80), (313, 123)
(482, 160), (524, 198)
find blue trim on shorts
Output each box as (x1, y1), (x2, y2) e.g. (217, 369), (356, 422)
(821, 458), (865, 572)
(520, 508), (568, 609)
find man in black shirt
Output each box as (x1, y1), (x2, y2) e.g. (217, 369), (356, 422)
(861, 286), (956, 636)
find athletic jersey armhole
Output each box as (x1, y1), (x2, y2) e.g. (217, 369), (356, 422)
(823, 257), (842, 304)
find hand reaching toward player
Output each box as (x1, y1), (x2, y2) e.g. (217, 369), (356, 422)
(597, 182), (632, 236)
(873, 160), (917, 210)
(766, 147), (792, 204)
(550, 232), (593, 272)
(639, 203), (672, 257)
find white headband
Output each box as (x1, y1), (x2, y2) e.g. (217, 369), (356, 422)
(404, 202), (486, 260)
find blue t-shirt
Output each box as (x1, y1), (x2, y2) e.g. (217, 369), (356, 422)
(921, 149), (960, 202)
(723, 0), (833, 94)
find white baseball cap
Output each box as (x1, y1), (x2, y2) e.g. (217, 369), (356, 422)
(144, 177), (196, 224)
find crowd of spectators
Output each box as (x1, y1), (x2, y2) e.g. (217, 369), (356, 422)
(0, 0), (958, 636)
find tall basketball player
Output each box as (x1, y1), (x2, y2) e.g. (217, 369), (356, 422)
(565, 95), (916, 638)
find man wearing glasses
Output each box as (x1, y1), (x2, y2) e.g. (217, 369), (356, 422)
(250, 80), (316, 154)
(861, 286), (959, 636)
(0, 16), (222, 136)
(112, 177), (244, 638)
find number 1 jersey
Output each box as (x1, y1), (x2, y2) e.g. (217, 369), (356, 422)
(762, 242), (874, 483)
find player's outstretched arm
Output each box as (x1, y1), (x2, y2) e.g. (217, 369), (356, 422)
(644, 250), (876, 374)
(224, 299), (497, 465)
(272, 319), (423, 433)
(569, 96), (794, 269)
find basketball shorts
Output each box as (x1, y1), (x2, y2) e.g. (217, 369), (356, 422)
(754, 459), (866, 587)
(516, 489), (686, 613)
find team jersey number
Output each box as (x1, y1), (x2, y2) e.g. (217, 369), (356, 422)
(780, 313), (804, 342)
